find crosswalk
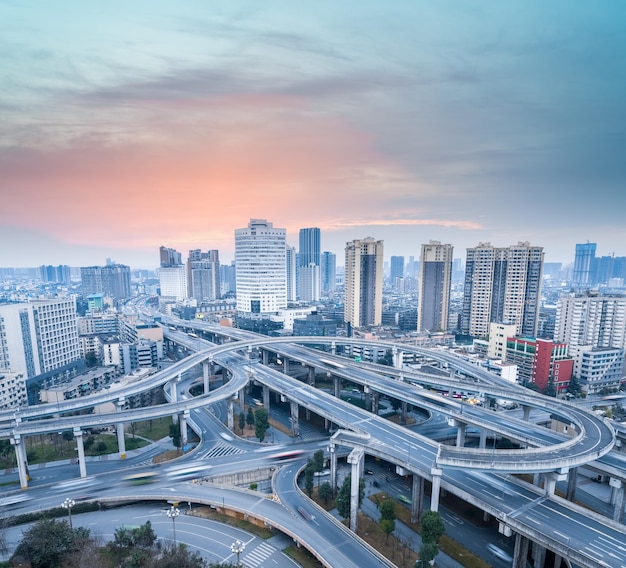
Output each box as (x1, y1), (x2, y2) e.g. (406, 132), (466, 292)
(202, 441), (247, 459)
(242, 541), (277, 567)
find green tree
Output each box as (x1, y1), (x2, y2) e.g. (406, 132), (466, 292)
(170, 421), (182, 450)
(312, 449), (325, 486)
(246, 407), (255, 428)
(153, 542), (209, 567)
(417, 541), (439, 567)
(238, 412), (246, 433)
(84, 350), (98, 368)
(254, 407), (269, 442)
(336, 475), (365, 519)
(567, 374), (582, 396)
(418, 510), (445, 565)
(304, 461), (315, 497)
(318, 481), (333, 504)
(11, 518), (84, 568)
(380, 518), (396, 543)
(378, 498), (396, 521)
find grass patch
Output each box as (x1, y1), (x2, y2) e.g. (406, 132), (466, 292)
(188, 506), (274, 540)
(355, 512), (419, 568)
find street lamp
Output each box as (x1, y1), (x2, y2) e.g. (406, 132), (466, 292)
(61, 497), (75, 530)
(166, 504), (180, 544)
(230, 539), (245, 566)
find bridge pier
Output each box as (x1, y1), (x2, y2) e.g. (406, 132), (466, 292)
(430, 468), (443, 512)
(411, 474), (424, 523)
(10, 434), (29, 489)
(180, 410), (189, 447)
(400, 401), (408, 425)
(238, 388), (245, 413)
(283, 359), (290, 374)
(331, 341), (336, 355)
(371, 391), (379, 415)
(610, 478), (625, 523)
(347, 447), (364, 532)
(566, 467), (578, 501)
(329, 442), (337, 493)
(532, 541), (546, 568)
(290, 401), (300, 437)
(522, 404), (531, 421)
(74, 427), (87, 478)
(262, 385), (270, 411)
(479, 428), (488, 449)
(203, 361), (211, 393)
(393, 347), (403, 369)
(513, 533), (530, 568)
(456, 422), (466, 448)
(334, 376), (341, 398)
(227, 399), (234, 431)
(117, 397), (126, 458)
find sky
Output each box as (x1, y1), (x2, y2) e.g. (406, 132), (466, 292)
(1, 1), (625, 269)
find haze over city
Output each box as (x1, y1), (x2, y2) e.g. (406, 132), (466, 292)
(2, 1), (625, 268)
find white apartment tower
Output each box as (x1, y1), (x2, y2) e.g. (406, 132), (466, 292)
(344, 238), (384, 328)
(158, 266), (188, 301)
(417, 241), (453, 332)
(555, 292), (626, 349)
(461, 242), (544, 338)
(235, 219), (287, 316)
(0, 298), (80, 379)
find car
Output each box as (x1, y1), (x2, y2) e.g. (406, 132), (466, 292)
(486, 543), (513, 563)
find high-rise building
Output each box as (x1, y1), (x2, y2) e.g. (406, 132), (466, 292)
(321, 251), (336, 294)
(286, 246), (297, 302)
(0, 298), (80, 380)
(187, 249), (220, 302)
(160, 246), (182, 268)
(417, 241), (453, 332)
(39, 265), (71, 285)
(344, 238), (384, 328)
(235, 219), (287, 316)
(389, 256), (405, 288)
(299, 264), (320, 302)
(555, 292), (626, 349)
(461, 242), (544, 338)
(158, 265), (188, 301)
(298, 227), (321, 268)
(80, 264), (131, 302)
(573, 243), (596, 287)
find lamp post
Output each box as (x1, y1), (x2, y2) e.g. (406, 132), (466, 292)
(231, 539), (245, 566)
(166, 504), (180, 544)
(61, 497), (75, 530)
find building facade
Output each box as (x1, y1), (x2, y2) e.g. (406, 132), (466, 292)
(235, 218), (287, 316)
(80, 264), (131, 302)
(417, 241), (453, 333)
(572, 242), (597, 287)
(321, 251), (337, 294)
(461, 242), (544, 338)
(187, 249), (221, 302)
(344, 238), (384, 328)
(390, 256), (405, 288)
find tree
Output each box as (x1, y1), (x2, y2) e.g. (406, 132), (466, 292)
(567, 374), (582, 396)
(380, 518), (396, 543)
(170, 421), (182, 450)
(417, 541), (439, 567)
(378, 499), (396, 522)
(304, 462), (315, 497)
(246, 407), (255, 428)
(11, 518), (83, 568)
(85, 350), (98, 368)
(238, 412), (245, 433)
(418, 510), (445, 565)
(153, 542), (209, 567)
(312, 449), (325, 486)
(319, 481), (333, 504)
(336, 475), (365, 519)
(254, 407), (269, 442)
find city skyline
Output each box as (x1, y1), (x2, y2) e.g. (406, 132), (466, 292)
(2, 2), (625, 268)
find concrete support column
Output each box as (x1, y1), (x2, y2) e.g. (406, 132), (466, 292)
(11, 435), (29, 489)
(372, 392), (380, 415)
(400, 401), (408, 425)
(290, 400), (300, 437)
(203, 362), (210, 393)
(393, 348), (403, 369)
(262, 385), (270, 411)
(169, 378), (178, 403)
(430, 468), (443, 512)
(262, 349), (269, 366)
(116, 397), (126, 458)
(532, 542), (546, 568)
(347, 447), (364, 532)
(553, 554), (563, 568)
(238, 388), (245, 413)
(117, 423), (126, 458)
(283, 359), (290, 374)
(479, 429), (488, 449)
(566, 467), (578, 501)
(331, 341), (336, 355)
(180, 410), (189, 446)
(610, 478), (625, 523)
(544, 472), (557, 496)
(74, 427), (87, 478)
(329, 442), (337, 493)
(411, 475), (424, 523)
(227, 399), (234, 431)
(307, 366), (315, 385)
(522, 405), (531, 421)
(334, 376), (341, 398)
(456, 422), (466, 448)
(513, 533), (530, 568)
